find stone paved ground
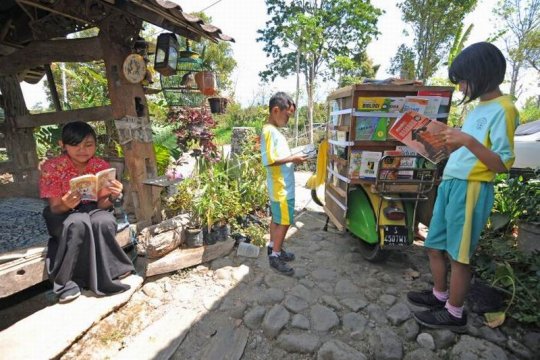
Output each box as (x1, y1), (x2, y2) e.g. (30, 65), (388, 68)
(59, 172), (539, 360)
(0, 197), (49, 253)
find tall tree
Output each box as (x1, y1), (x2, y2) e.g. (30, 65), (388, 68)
(493, 0), (540, 97)
(257, 0), (381, 143)
(332, 51), (380, 87)
(389, 44), (416, 79)
(396, 0), (478, 81)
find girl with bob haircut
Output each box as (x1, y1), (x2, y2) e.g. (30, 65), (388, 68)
(407, 42), (519, 332)
(40, 121), (134, 303)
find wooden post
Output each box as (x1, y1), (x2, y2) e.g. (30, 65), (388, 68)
(0, 75), (39, 197)
(99, 15), (161, 224)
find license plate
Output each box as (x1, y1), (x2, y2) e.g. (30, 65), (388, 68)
(383, 225), (409, 246)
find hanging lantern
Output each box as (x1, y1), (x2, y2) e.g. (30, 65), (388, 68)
(154, 33), (179, 76)
(160, 39), (206, 107)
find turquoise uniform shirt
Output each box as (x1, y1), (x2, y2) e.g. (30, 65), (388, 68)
(443, 95), (519, 182)
(261, 124), (295, 201)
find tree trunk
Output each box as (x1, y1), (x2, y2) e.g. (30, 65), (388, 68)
(305, 62), (315, 145)
(509, 60), (522, 98)
(294, 48), (300, 147)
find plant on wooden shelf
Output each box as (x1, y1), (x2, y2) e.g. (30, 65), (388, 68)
(167, 107), (218, 161)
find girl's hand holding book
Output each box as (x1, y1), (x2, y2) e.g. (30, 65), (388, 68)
(62, 191), (81, 211)
(106, 179), (123, 201)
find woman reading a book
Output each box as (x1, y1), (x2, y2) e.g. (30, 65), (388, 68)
(40, 121), (134, 303)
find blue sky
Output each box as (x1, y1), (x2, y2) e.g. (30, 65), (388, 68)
(21, 0), (537, 108)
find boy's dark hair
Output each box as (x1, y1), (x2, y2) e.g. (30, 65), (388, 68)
(61, 121), (97, 146)
(269, 92), (295, 112)
(448, 42), (506, 103)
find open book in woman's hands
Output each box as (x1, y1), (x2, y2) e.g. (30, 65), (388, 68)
(69, 168), (116, 201)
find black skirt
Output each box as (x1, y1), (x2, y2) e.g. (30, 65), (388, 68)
(43, 203), (134, 296)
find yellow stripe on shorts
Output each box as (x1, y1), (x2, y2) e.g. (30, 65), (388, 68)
(458, 181), (481, 263)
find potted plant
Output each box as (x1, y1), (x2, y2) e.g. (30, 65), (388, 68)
(167, 178), (204, 247)
(193, 45), (218, 96)
(167, 107), (218, 161)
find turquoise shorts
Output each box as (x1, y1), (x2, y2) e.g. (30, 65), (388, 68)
(270, 198), (295, 225)
(425, 178), (494, 264)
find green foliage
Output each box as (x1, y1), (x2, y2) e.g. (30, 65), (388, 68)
(397, 0), (478, 80)
(447, 23), (474, 66)
(34, 125), (62, 159)
(492, 0), (540, 97)
(166, 144), (268, 230)
(243, 224), (268, 248)
(473, 234), (540, 325)
(167, 107), (218, 160)
(491, 174), (540, 230)
(520, 96), (540, 123)
(258, 0), (382, 142)
(147, 93), (170, 124)
(213, 103), (267, 144)
(389, 44), (416, 79)
(258, 0), (381, 82)
(332, 52), (379, 87)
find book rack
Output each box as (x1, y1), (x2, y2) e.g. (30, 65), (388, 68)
(324, 84), (454, 231)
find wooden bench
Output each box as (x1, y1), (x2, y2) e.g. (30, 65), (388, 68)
(0, 227), (131, 299)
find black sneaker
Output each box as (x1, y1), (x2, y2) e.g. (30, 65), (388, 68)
(407, 290), (446, 308)
(269, 255), (294, 276)
(413, 308), (467, 333)
(267, 246), (295, 261)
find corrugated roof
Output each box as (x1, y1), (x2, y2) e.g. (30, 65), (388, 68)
(134, 0), (234, 43)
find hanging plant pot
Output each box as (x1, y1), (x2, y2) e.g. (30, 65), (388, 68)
(195, 71), (217, 96)
(208, 97), (228, 114)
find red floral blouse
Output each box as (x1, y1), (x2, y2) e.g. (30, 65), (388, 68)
(39, 154), (110, 199)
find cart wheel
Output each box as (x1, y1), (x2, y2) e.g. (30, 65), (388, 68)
(358, 240), (389, 262)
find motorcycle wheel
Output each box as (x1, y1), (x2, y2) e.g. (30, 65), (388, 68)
(357, 237), (389, 262)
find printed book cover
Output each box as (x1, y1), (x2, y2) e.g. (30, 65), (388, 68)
(359, 151), (382, 179)
(417, 90), (452, 115)
(69, 168), (116, 201)
(395, 146), (417, 179)
(354, 97), (406, 141)
(402, 97), (429, 114)
(389, 110), (452, 164)
(380, 150), (402, 180)
(348, 150), (363, 178)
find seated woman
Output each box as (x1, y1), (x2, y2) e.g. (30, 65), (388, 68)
(40, 121), (134, 303)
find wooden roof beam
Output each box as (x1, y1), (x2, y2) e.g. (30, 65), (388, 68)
(0, 37), (102, 76)
(14, 105), (113, 128)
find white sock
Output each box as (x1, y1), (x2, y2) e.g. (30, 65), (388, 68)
(271, 250), (281, 257)
(269, 241), (274, 248)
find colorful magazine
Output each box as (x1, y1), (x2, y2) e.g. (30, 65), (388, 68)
(389, 110), (452, 164)
(354, 97), (404, 141)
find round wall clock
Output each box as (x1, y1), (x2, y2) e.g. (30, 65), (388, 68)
(122, 54), (146, 84)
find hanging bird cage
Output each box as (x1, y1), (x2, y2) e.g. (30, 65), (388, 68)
(160, 40), (206, 107)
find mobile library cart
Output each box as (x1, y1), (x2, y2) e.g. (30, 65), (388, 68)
(320, 83), (454, 261)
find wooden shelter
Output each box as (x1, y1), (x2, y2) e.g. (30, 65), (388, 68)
(0, 0), (233, 222)
(0, 0), (233, 298)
